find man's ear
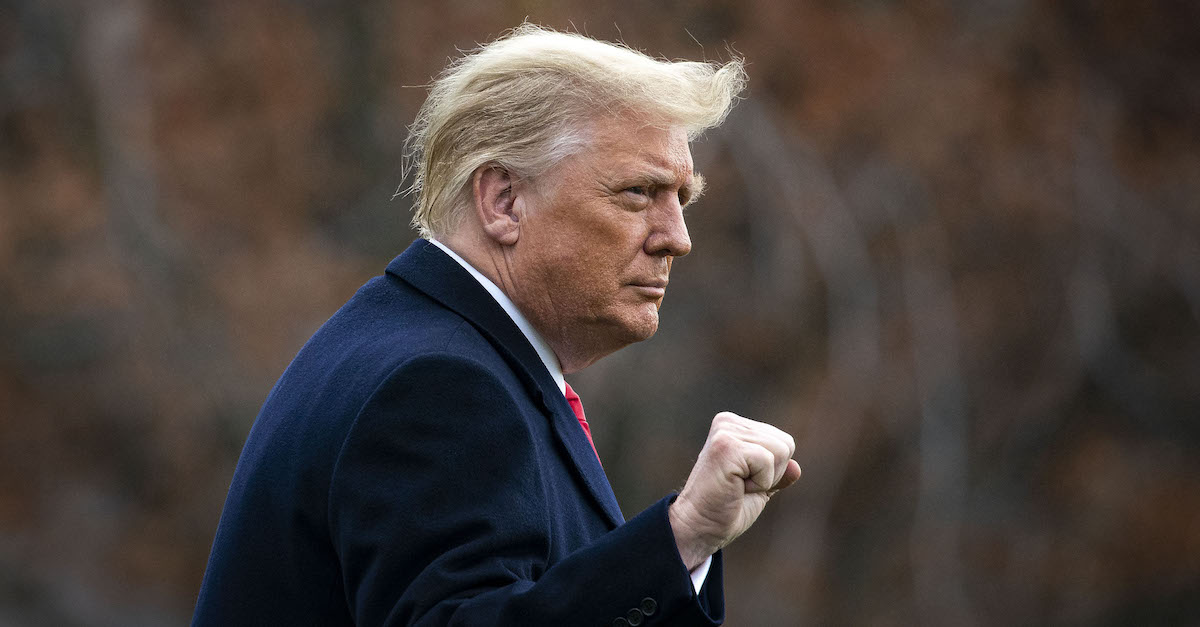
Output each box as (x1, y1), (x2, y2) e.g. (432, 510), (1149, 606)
(472, 164), (520, 246)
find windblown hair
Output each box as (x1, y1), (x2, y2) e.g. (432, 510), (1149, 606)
(402, 23), (747, 239)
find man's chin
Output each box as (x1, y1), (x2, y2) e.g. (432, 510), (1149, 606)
(623, 308), (660, 342)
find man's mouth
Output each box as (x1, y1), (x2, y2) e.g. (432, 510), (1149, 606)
(628, 279), (668, 298)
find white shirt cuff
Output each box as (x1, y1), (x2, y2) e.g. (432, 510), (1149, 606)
(689, 554), (713, 595)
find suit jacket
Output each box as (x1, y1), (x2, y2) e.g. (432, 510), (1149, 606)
(192, 239), (724, 626)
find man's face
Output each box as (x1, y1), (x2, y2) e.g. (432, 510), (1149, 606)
(506, 117), (697, 372)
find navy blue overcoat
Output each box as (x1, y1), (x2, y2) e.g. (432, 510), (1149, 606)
(192, 240), (724, 626)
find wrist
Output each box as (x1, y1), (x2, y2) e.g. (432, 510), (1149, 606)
(668, 497), (716, 571)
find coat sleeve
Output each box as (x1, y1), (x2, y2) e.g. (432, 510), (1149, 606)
(328, 354), (724, 626)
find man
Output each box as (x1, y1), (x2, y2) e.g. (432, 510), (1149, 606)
(194, 25), (801, 626)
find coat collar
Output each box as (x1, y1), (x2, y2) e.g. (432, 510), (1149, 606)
(386, 239), (625, 528)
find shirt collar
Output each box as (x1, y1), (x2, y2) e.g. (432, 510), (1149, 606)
(428, 238), (567, 395)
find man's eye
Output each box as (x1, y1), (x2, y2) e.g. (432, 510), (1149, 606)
(625, 186), (649, 197)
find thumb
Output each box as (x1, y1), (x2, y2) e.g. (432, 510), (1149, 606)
(769, 459), (802, 492)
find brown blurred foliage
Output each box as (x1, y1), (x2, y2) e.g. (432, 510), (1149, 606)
(1, 1), (1198, 625)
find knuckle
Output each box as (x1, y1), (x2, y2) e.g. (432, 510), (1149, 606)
(712, 411), (738, 426)
(708, 431), (738, 455)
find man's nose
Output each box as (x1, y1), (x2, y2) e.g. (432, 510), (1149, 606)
(645, 197), (692, 257)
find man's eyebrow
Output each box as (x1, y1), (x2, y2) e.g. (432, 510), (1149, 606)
(625, 166), (697, 190)
(683, 173), (706, 206)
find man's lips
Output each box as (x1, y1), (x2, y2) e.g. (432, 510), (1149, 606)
(628, 279), (668, 298)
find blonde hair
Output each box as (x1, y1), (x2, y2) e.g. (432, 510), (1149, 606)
(402, 23), (747, 239)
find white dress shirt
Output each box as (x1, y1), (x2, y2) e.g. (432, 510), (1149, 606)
(428, 238), (712, 594)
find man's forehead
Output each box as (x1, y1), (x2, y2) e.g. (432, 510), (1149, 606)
(589, 122), (694, 180)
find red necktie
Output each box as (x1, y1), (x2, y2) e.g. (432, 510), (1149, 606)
(563, 382), (600, 463)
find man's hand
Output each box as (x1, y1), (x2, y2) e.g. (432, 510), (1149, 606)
(669, 412), (802, 570)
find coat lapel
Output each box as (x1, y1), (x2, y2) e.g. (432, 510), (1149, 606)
(387, 240), (626, 528)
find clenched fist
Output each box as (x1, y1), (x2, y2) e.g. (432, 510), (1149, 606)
(669, 412), (802, 570)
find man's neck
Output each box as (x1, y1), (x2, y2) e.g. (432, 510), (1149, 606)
(428, 238), (566, 395)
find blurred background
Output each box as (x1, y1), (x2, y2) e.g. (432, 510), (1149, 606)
(2, 0), (1198, 625)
